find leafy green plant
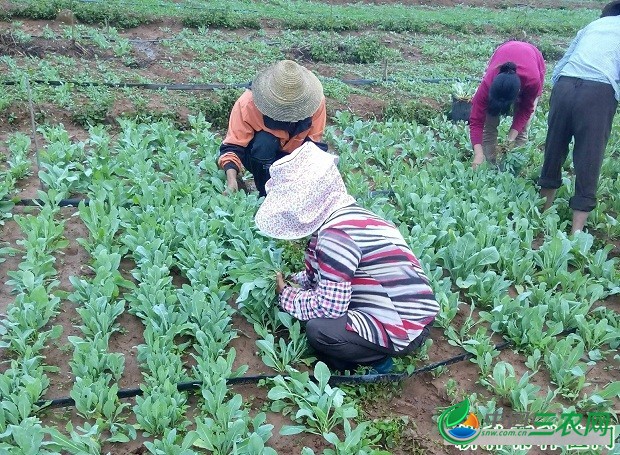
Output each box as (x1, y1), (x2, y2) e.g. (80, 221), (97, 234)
(45, 421), (103, 454)
(6, 132), (32, 180)
(437, 231), (500, 282)
(504, 304), (563, 354)
(533, 233), (573, 286)
(433, 288), (461, 329)
(144, 429), (197, 455)
(383, 98), (444, 126)
(573, 314), (619, 360)
(451, 82), (475, 101)
(268, 362), (358, 436)
(480, 361), (540, 412)
(229, 244), (285, 330)
(70, 86), (114, 127)
(445, 304), (477, 348)
(189, 376), (274, 454)
(0, 418), (59, 455)
(187, 89), (243, 130)
(255, 312), (314, 373)
(459, 270), (512, 308)
(181, 8), (260, 29)
(544, 336), (589, 398)
(133, 380), (190, 438)
(304, 419), (391, 455)
(577, 381), (620, 414)
(461, 328), (500, 377)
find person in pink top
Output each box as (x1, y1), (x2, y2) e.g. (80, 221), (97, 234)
(470, 41), (546, 168)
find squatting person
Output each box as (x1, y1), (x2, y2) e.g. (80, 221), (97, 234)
(218, 60), (327, 197)
(470, 41), (546, 168)
(538, 1), (620, 234)
(254, 142), (440, 373)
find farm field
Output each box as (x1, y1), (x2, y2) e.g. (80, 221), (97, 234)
(0, 0), (619, 454)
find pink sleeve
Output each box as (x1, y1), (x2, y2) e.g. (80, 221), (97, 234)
(538, 53), (546, 97)
(511, 53), (545, 133)
(511, 89), (537, 133)
(469, 80), (490, 147)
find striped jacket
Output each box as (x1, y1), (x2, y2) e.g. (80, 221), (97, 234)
(279, 204), (439, 351)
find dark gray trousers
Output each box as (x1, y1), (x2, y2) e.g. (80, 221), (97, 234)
(539, 76), (617, 212)
(305, 316), (430, 372)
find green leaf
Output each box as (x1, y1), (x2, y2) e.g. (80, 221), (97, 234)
(598, 381), (620, 399)
(456, 275), (477, 288)
(106, 433), (130, 443)
(474, 247), (500, 266)
(280, 425), (307, 435)
(314, 362), (331, 390)
(323, 431), (340, 445)
(267, 386), (290, 401)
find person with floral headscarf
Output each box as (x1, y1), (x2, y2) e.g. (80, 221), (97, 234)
(254, 142), (439, 373)
(218, 60), (327, 197)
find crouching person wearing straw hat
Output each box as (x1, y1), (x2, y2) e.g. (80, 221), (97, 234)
(254, 142), (439, 374)
(218, 60), (327, 197)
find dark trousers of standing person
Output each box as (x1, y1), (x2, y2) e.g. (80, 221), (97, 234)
(305, 316), (430, 372)
(538, 76), (618, 212)
(241, 131), (286, 197)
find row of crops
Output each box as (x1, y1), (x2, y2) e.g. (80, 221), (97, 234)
(0, 116), (381, 453)
(0, 106), (618, 452)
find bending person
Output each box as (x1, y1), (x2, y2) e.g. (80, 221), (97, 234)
(254, 142), (439, 373)
(470, 41), (546, 167)
(538, 1), (620, 234)
(218, 60), (327, 197)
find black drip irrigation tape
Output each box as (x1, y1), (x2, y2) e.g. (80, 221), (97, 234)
(12, 197), (88, 207)
(1, 76), (478, 92)
(35, 338), (514, 410)
(1, 79), (251, 91)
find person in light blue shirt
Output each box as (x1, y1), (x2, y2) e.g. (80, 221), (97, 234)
(538, 1), (620, 234)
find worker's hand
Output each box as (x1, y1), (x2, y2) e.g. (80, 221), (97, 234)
(472, 144), (484, 169)
(504, 139), (516, 151)
(472, 151), (485, 169)
(275, 271), (286, 295)
(224, 169), (239, 195)
(225, 177), (238, 195)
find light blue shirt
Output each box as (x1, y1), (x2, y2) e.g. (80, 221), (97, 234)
(552, 15), (620, 101)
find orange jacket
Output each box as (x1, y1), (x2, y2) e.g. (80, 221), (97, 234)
(218, 90), (326, 172)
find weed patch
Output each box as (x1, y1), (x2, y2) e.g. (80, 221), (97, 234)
(383, 98), (446, 126)
(186, 89), (243, 130)
(182, 10), (261, 30)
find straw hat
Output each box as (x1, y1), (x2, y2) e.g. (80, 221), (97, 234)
(254, 142), (356, 240)
(252, 60), (324, 122)
(601, 0), (620, 16)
